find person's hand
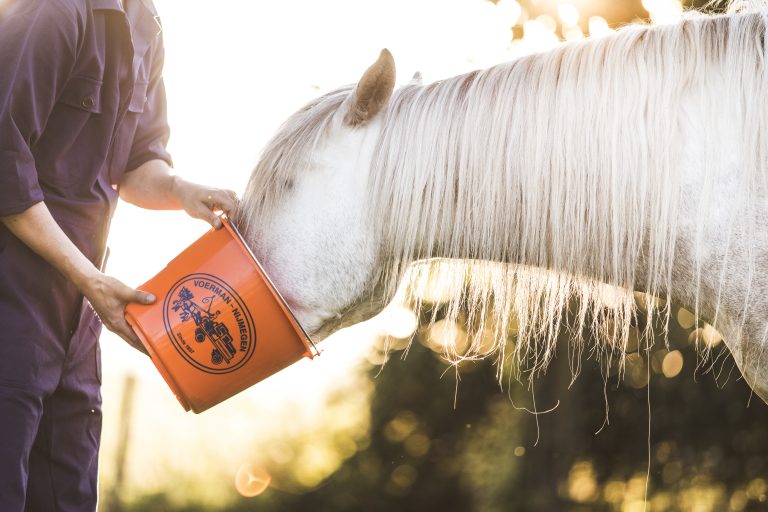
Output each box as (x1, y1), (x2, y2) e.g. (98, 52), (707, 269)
(82, 272), (155, 354)
(172, 177), (238, 229)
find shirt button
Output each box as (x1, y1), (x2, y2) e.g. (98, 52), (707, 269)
(81, 95), (95, 109)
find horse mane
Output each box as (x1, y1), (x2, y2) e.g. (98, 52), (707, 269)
(239, 8), (768, 383)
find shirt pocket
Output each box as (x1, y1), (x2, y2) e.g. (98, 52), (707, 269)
(34, 76), (105, 191)
(128, 82), (149, 114)
(58, 76), (103, 114)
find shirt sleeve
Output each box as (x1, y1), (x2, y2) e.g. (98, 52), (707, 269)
(0, 1), (80, 216)
(125, 33), (173, 172)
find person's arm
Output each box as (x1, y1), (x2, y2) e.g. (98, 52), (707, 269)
(120, 158), (237, 229)
(118, 27), (237, 226)
(0, 203), (153, 353)
(0, 1), (78, 217)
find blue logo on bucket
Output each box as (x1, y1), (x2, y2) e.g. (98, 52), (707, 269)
(163, 273), (256, 374)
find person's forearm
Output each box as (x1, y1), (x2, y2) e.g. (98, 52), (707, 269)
(1, 201), (155, 351)
(1, 202), (99, 292)
(119, 159), (238, 228)
(119, 158), (183, 210)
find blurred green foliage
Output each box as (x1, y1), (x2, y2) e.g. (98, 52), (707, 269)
(119, 304), (768, 511)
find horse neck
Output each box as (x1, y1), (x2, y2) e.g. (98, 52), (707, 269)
(370, 15), (766, 319)
(364, 12), (768, 401)
(370, 47), (691, 304)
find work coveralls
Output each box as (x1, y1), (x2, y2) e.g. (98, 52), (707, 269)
(0, 0), (171, 509)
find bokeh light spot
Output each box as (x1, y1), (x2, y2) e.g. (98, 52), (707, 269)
(567, 461), (598, 502)
(588, 16), (613, 38)
(391, 464), (418, 489)
(624, 353), (649, 389)
(677, 308), (696, 329)
(235, 463), (271, 497)
(662, 350), (683, 378)
(384, 410), (419, 443)
(536, 14), (558, 33)
(379, 306), (418, 339)
(426, 319), (470, 354)
(558, 3), (580, 26)
(496, 0), (522, 27)
(404, 433), (431, 457)
(695, 324), (723, 348)
(563, 26), (584, 41)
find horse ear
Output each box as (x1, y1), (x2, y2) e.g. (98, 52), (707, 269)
(343, 49), (396, 126)
(409, 71), (423, 85)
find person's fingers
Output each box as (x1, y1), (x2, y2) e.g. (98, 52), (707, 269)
(204, 189), (238, 214)
(112, 317), (149, 356)
(121, 333), (149, 355)
(194, 201), (223, 228)
(218, 189), (239, 213)
(206, 208), (223, 229)
(101, 312), (148, 355)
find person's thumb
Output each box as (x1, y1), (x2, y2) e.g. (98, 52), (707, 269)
(126, 288), (155, 305)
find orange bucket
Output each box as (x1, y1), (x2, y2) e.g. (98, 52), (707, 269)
(125, 216), (317, 413)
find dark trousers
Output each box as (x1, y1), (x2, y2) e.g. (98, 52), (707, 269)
(0, 305), (102, 512)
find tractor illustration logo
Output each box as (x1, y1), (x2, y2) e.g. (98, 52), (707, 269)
(162, 273), (256, 374)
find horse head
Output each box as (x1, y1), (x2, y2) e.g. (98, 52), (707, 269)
(236, 50), (398, 339)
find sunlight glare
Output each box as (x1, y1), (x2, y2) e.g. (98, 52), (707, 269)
(522, 19), (560, 51)
(378, 306), (419, 339)
(536, 14), (558, 33)
(563, 25), (585, 41)
(643, 0), (684, 25)
(588, 16), (613, 38)
(496, 0), (523, 27)
(558, 3), (580, 27)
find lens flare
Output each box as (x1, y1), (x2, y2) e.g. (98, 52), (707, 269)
(235, 463), (271, 497)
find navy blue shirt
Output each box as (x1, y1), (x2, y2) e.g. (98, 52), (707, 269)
(0, 0), (171, 384)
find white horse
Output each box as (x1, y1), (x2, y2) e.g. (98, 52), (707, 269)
(236, 7), (768, 402)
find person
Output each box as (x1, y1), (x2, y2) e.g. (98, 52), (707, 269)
(0, 0), (237, 509)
